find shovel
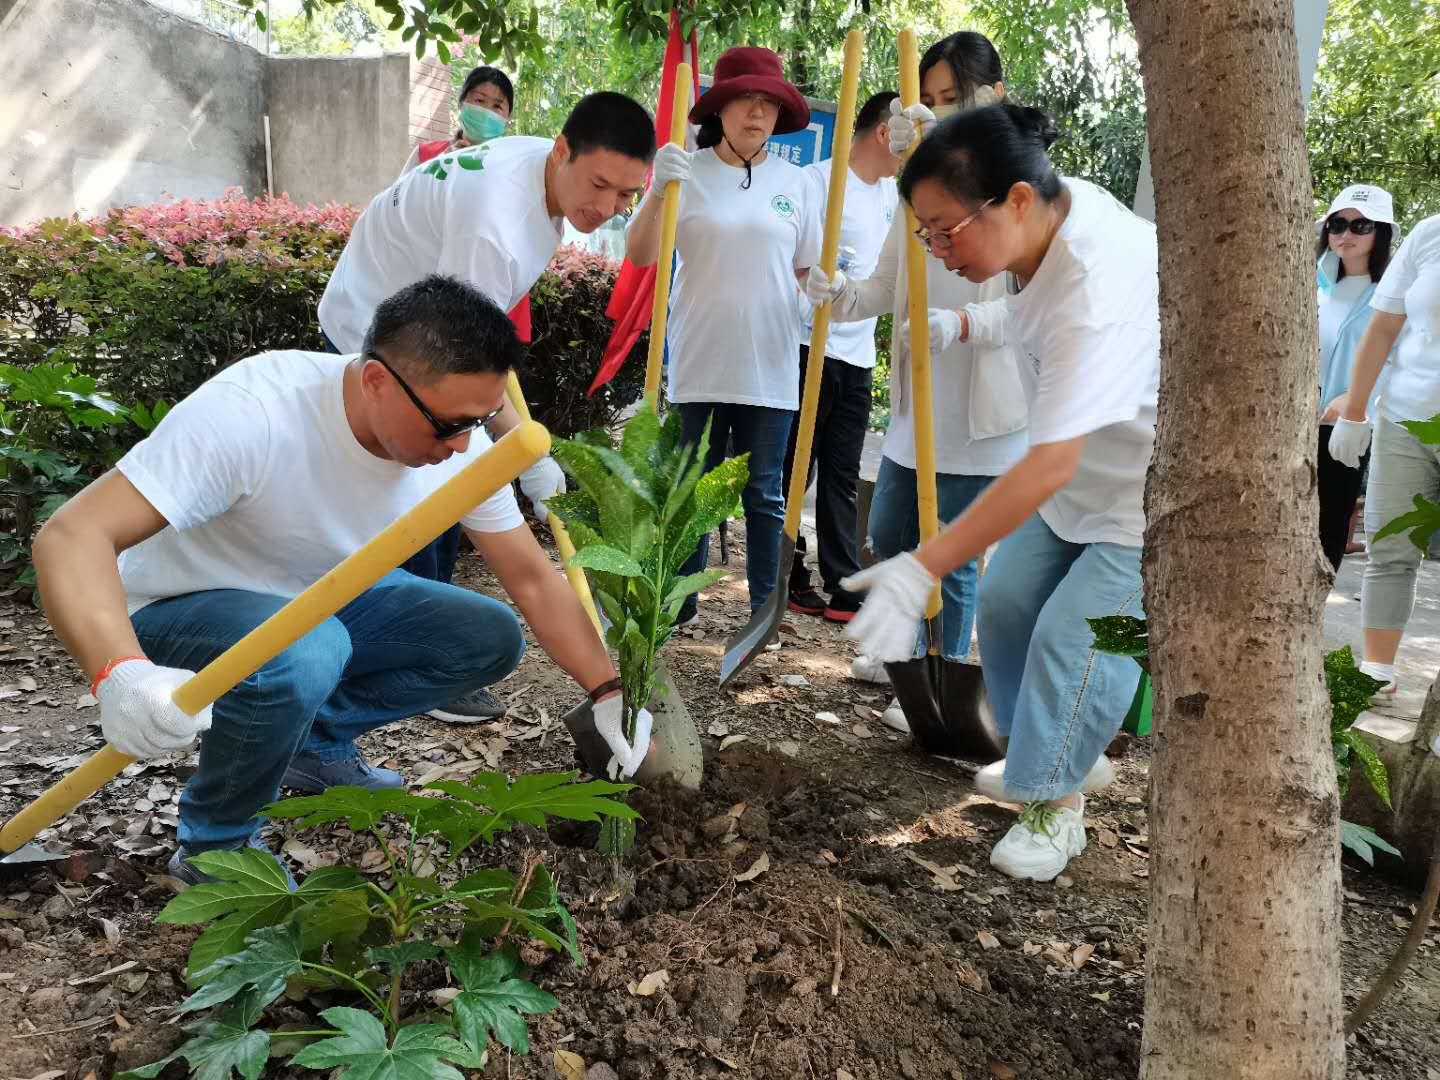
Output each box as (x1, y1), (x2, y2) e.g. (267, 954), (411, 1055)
(720, 29), (865, 687)
(0, 423), (551, 868)
(643, 61), (694, 405)
(882, 29), (1003, 762)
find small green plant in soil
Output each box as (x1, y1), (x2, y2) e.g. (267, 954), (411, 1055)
(547, 403), (748, 851)
(1088, 618), (1401, 866)
(121, 772), (635, 1079)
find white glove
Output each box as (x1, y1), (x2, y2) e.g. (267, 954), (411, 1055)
(651, 143), (692, 188)
(96, 659), (211, 759)
(519, 456), (566, 519)
(804, 266), (849, 308)
(841, 553), (938, 663)
(592, 694), (654, 780)
(888, 99), (937, 156)
(898, 309), (964, 356)
(1328, 418), (1372, 470)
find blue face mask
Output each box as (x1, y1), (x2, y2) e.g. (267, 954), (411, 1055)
(459, 103), (507, 144)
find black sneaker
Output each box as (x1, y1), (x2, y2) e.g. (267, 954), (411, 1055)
(426, 687), (507, 724)
(787, 588), (827, 616)
(823, 587), (864, 623)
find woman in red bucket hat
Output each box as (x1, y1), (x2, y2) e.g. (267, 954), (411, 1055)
(627, 46), (822, 627)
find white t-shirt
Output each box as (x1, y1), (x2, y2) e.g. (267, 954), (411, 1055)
(835, 209), (1028, 476)
(116, 351), (523, 614)
(665, 148), (823, 409)
(1373, 214), (1440, 423)
(318, 137), (563, 352)
(797, 161), (897, 368)
(1003, 178), (1160, 547)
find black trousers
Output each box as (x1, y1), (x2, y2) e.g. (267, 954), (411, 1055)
(780, 346), (873, 594)
(1318, 424), (1368, 572)
(321, 328), (462, 584)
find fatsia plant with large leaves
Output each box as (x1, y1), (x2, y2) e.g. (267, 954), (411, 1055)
(548, 404), (748, 747)
(122, 773), (634, 1079)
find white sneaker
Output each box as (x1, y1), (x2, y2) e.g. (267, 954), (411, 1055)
(989, 798), (1087, 882)
(1369, 680), (1398, 708)
(850, 655), (891, 685)
(973, 756), (1116, 802)
(880, 699), (909, 734)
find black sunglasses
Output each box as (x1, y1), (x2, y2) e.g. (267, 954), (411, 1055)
(1326, 216), (1377, 236)
(368, 351), (503, 441)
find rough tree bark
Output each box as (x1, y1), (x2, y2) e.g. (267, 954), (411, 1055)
(1125, 2), (1345, 1077)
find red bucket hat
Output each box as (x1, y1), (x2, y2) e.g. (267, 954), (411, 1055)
(690, 46), (810, 136)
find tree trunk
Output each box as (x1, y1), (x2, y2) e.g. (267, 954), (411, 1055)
(1125, 3), (1345, 1077)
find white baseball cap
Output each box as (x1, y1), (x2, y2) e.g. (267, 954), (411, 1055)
(1326, 184), (1395, 226)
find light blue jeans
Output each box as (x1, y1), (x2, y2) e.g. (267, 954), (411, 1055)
(868, 456), (993, 660)
(977, 513), (1144, 802)
(132, 569), (525, 850)
(1362, 417), (1440, 630)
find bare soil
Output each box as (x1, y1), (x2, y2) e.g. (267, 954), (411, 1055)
(0, 538), (1436, 1079)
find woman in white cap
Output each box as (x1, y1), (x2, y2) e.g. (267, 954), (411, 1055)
(625, 46), (821, 625)
(1314, 184), (1398, 571)
(805, 31), (1030, 735)
(1328, 202), (1440, 706)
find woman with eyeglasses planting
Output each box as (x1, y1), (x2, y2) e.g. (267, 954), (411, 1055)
(1327, 204), (1440, 708)
(1312, 185), (1398, 572)
(805, 32), (1030, 738)
(843, 102), (1158, 882)
(625, 47), (821, 627)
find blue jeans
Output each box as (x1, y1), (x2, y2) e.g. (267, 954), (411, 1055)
(132, 569), (525, 850)
(867, 456), (992, 660)
(977, 513), (1144, 801)
(675, 403), (795, 613)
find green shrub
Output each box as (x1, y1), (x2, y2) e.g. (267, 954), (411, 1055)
(0, 192), (645, 444)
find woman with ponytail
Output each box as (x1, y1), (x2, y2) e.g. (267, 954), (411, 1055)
(625, 47), (822, 625)
(805, 32), (1031, 736)
(843, 102), (1160, 882)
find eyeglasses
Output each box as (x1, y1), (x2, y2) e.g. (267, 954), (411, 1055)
(914, 199), (994, 253)
(368, 351), (504, 441)
(1326, 216), (1376, 236)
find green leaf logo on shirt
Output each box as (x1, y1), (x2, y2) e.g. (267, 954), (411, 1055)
(420, 143), (492, 181)
(771, 195), (796, 220)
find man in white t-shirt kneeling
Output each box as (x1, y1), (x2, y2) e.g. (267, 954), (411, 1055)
(32, 276), (651, 889)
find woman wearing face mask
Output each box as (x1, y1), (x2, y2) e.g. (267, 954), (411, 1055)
(1328, 206), (1440, 708)
(402, 66), (516, 173)
(1313, 185), (1397, 571)
(805, 32), (1035, 740)
(843, 103), (1158, 882)
(624, 47), (821, 626)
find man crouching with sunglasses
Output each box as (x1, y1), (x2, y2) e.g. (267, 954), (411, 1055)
(31, 275), (651, 889)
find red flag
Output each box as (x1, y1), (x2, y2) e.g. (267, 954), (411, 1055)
(589, 8), (699, 395)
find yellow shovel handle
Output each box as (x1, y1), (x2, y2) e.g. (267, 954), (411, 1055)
(504, 372), (603, 638)
(643, 62), (694, 407)
(783, 30), (864, 541)
(0, 422), (550, 856)
(898, 28), (943, 622)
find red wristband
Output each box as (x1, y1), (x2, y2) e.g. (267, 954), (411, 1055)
(91, 655), (146, 698)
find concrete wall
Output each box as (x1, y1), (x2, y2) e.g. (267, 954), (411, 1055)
(0, 0), (429, 226)
(0, 0), (266, 223)
(265, 53), (410, 209)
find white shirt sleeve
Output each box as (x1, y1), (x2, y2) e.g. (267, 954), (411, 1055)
(1373, 217), (1438, 315)
(116, 382), (271, 531)
(1027, 322), (1151, 446)
(459, 485), (524, 533)
(793, 174), (824, 271)
(834, 208), (901, 323)
(961, 297), (1012, 347)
